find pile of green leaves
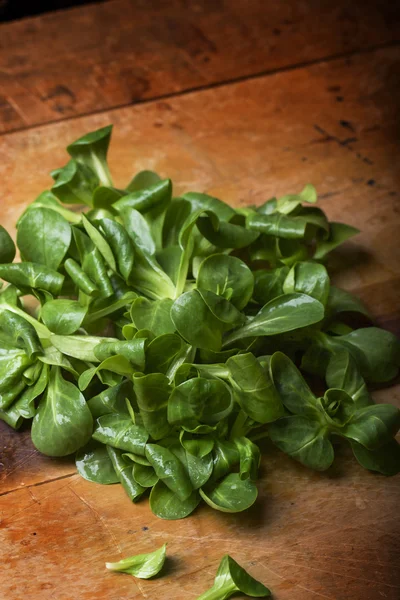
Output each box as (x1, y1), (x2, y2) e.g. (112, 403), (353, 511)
(1, 126), (399, 520)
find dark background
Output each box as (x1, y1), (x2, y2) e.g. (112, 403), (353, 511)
(0, 0), (105, 21)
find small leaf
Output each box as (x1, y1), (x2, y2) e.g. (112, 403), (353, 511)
(106, 543), (167, 579)
(17, 208), (71, 270)
(0, 262), (64, 296)
(0, 225), (16, 263)
(145, 443), (193, 501)
(200, 473), (258, 513)
(106, 445), (145, 502)
(171, 290), (224, 352)
(41, 300), (87, 335)
(31, 367), (93, 457)
(269, 416), (334, 471)
(149, 480), (200, 520)
(67, 125), (113, 186)
(195, 554), (270, 599)
(227, 353), (283, 423)
(76, 440), (119, 484)
(93, 414), (148, 455)
(314, 222), (359, 259)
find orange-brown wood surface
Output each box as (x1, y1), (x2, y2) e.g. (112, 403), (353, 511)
(1, 0), (400, 132)
(1, 2), (400, 599)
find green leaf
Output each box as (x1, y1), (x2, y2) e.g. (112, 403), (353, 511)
(234, 437), (261, 481)
(133, 373), (171, 440)
(341, 404), (400, 450)
(18, 190), (81, 224)
(126, 170), (161, 192)
(276, 183), (317, 214)
(314, 222), (359, 259)
(246, 212), (308, 239)
(52, 160), (98, 206)
(252, 267), (289, 305)
(78, 355), (133, 391)
(168, 378), (233, 431)
(93, 414), (148, 455)
(0, 284), (20, 306)
(283, 261), (330, 305)
(351, 439), (400, 476)
(211, 440), (240, 481)
(0, 309), (42, 358)
(200, 473), (258, 513)
(145, 443), (193, 501)
(198, 289), (244, 327)
(92, 186), (123, 210)
(181, 192), (236, 221)
(180, 432), (214, 458)
(99, 218), (135, 280)
(17, 208), (71, 270)
(227, 353), (283, 423)
(87, 382), (132, 418)
(132, 463), (158, 487)
(0, 225), (16, 263)
(145, 333), (182, 374)
(0, 380), (26, 411)
(106, 543), (167, 579)
(326, 350), (370, 408)
(149, 480), (200, 520)
(130, 297), (175, 336)
(31, 367), (93, 456)
(196, 554), (270, 599)
(81, 214), (117, 271)
(38, 344), (78, 376)
(335, 327), (400, 383)
(50, 334), (109, 362)
(270, 351), (318, 417)
(41, 300), (87, 335)
(171, 290), (224, 352)
(12, 363), (49, 419)
(64, 258), (98, 296)
(85, 291), (136, 326)
(76, 440), (119, 484)
(94, 338), (146, 370)
(326, 286), (371, 320)
(115, 179), (172, 215)
(269, 416), (334, 471)
(0, 349), (32, 398)
(197, 215), (259, 249)
(106, 445), (146, 501)
(67, 125), (113, 186)
(0, 262), (64, 296)
(170, 444), (213, 490)
(223, 293), (324, 346)
(197, 254), (254, 310)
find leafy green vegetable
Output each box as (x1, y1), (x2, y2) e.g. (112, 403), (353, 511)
(200, 473), (258, 513)
(196, 555), (270, 599)
(41, 300), (87, 335)
(76, 440), (119, 484)
(1, 124), (399, 542)
(17, 208), (71, 270)
(149, 480), (200, 519)
(106, 445), (146, 501)
(106, 543), (167, 579)
(31, 366), (93, 456)
(0, 225), (16, 263)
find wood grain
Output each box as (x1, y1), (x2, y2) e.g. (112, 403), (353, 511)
(1, 42), (400, 600)
(1, 444), (399, 600)
(0, 0), (400, 132)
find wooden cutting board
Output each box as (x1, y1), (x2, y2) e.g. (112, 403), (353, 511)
(1, 3), (400, 598)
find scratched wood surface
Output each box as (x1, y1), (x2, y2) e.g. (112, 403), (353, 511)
(1, 0), (400, 132)
(1, 4), (400, 599)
